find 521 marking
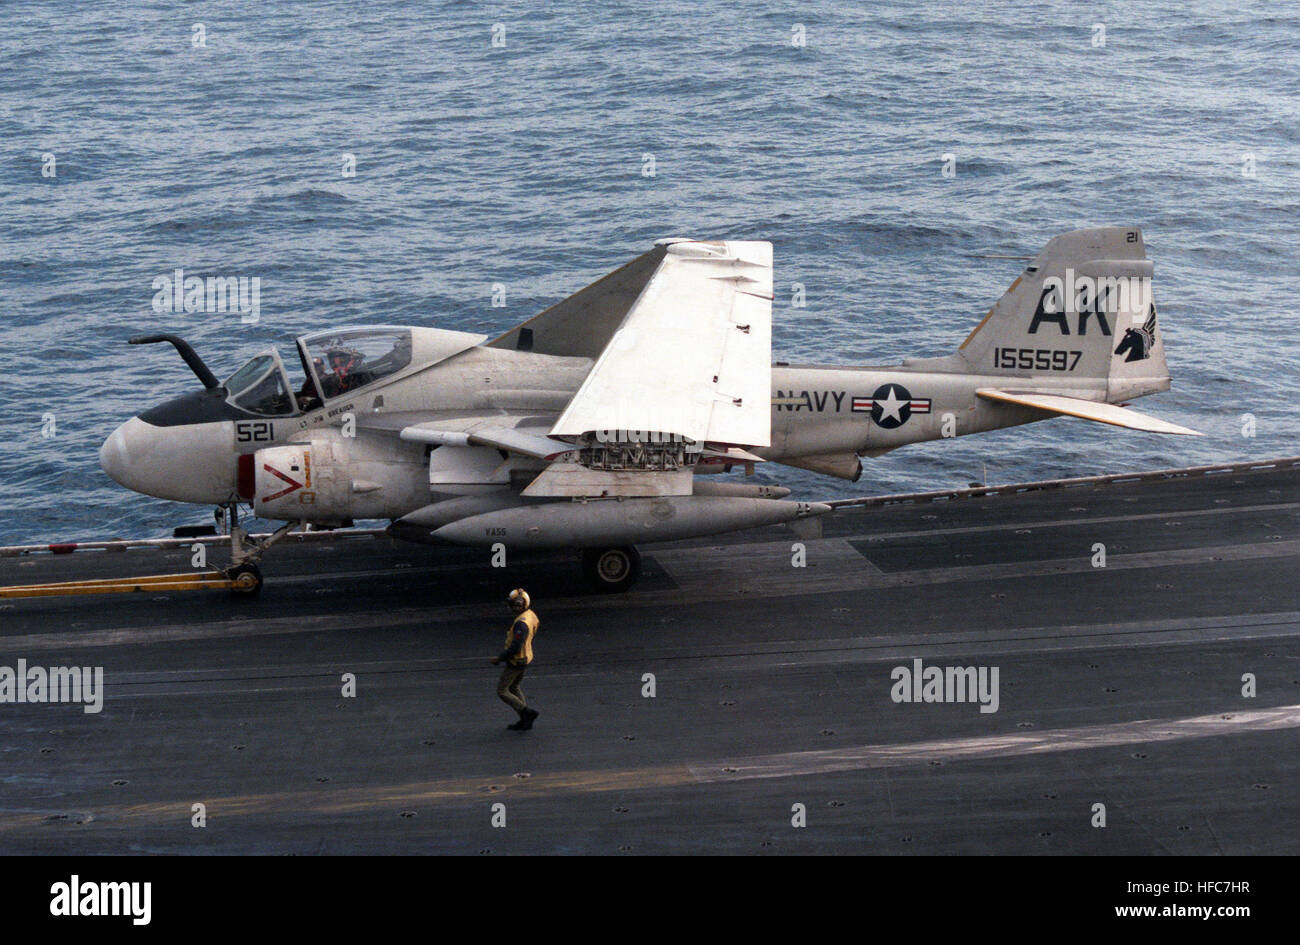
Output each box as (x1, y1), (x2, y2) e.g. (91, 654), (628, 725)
(235, 421), (275, 443)
(994, 347), (1082, 372)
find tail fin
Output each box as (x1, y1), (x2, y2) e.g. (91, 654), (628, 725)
(956, 227), (1170, 402)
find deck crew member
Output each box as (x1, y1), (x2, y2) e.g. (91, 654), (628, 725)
(491, 588), (540, 730)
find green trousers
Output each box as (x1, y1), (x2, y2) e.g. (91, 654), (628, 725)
(497, 665), (528, 713)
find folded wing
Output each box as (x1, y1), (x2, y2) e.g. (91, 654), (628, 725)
(549, 239), (774, 448)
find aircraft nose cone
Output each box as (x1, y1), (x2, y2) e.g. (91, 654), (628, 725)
(98, 415), (239, 503)
(99, 420), (134, 488)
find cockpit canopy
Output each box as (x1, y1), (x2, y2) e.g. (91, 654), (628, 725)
(299, 327), (413, 400)
(221, 326), (487, 418)
(224, 353), (297, 416)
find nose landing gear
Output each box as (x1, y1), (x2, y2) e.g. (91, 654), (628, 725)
(220, 503), (299, 596)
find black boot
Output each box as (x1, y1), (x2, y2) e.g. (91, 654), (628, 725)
(520, 708), (539, 730)
(507, 712), (527, 730)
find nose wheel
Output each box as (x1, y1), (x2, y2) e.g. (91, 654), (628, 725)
(581, 546), (641, 593)
(219, 503), (298, 596)
(225, 562), (263, 596)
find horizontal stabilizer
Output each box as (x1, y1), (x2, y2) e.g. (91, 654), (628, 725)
(977, 389), (1201, 436)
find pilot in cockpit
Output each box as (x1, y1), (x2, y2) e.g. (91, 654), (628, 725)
(322, 345), (366, 397)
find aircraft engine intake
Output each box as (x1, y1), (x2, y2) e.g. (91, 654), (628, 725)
(252, 431), (427, 522)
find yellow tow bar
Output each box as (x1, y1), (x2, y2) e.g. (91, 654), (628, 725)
(0, 566), (262, 599)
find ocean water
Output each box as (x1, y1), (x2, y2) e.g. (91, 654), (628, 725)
(1, 1), (1296, 544)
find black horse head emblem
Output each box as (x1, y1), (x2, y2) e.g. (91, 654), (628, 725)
(1114, 305), (1158, 363)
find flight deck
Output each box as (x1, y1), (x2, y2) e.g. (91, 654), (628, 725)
(1, 460), (1296, 854)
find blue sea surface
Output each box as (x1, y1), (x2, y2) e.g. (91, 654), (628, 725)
(1, 1), (1296, 543)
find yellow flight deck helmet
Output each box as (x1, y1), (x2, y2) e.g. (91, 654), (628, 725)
(508, 588), (530, 610)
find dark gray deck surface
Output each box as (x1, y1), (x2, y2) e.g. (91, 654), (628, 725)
(1, 465), (1297, 854)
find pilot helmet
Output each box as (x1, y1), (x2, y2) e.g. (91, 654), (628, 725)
(325, 345), (363, 375)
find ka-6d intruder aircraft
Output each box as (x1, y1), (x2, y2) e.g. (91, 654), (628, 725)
(101, 227), (1197, 592)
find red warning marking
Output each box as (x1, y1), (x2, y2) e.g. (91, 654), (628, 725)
(261, 463), (304, 502)
(237, 453), (255, 500)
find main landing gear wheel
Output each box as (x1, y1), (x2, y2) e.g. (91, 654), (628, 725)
(226, 562), (263, 596)
(581, 546), (641, 593)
